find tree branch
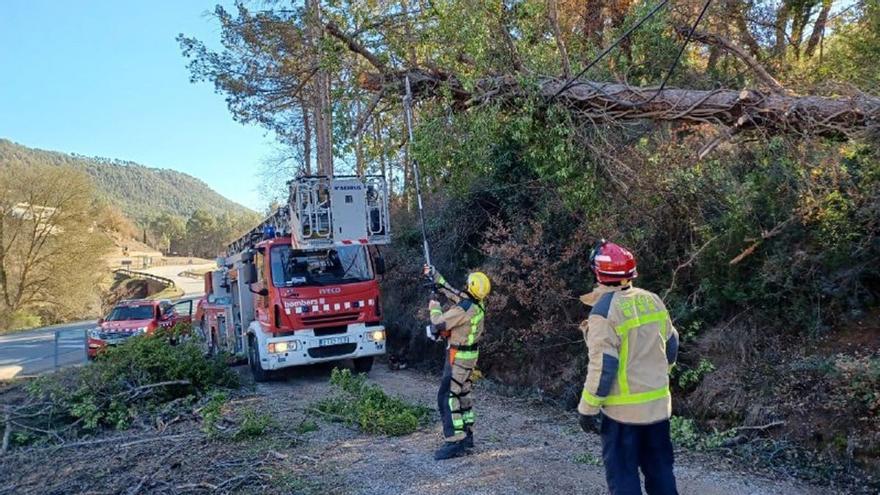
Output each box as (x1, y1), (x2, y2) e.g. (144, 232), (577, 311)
(676, 26), (787, 94)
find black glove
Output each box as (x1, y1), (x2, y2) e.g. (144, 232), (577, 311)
(579, 413), (601, 434)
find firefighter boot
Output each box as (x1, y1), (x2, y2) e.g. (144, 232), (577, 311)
(464, 427), (475, 450)
(434, 440), (468, 460)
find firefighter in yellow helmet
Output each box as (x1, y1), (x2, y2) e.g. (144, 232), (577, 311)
(578, 240), (680, 495)
(424, 266), (490, 460)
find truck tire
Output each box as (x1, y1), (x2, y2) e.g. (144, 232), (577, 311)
(248, 335), (272, 382)
(353, 356), (374, 374)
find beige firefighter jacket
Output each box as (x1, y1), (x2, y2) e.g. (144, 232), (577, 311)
(428, 271), (485, 350)
(577, 284), (679, 424)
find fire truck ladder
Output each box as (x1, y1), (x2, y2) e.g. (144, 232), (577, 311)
(225, 206), (291, 257)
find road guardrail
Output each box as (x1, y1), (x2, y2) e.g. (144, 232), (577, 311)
(112, 268), (176, 288)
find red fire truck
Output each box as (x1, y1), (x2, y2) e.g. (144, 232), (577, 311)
(196, 175), (391, 381)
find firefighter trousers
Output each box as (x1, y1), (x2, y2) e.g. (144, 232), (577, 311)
(600, 415), (679, 495)
(437, 348), (476, 441)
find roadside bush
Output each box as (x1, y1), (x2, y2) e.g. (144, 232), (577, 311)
(673, 358), (716, 391)
(312, 368), (431, 436)
(670, 416), (735, 451)
(21, 324), (237, 435)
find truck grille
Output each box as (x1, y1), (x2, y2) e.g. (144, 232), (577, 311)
(314, 326), (348, 337)
(301, 312), (360, 327)
(308, 343), (357, 359)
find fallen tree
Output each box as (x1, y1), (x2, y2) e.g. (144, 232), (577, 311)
(333, 25), (879, 140)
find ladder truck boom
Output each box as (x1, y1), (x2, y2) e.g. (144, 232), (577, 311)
(197, 175), (391, 381)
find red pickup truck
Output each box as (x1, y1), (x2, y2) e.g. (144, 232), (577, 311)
(87, 299), (194, 359)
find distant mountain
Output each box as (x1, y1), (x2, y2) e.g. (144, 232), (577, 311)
(0, 139), (255, 223)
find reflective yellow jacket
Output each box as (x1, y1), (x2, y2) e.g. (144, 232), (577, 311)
(428, 271), (485, 352)
(577, 284), (679, 424)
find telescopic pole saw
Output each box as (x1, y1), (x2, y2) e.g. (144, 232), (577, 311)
(403, 75), (433, 270)
(403, 76), (468, 304)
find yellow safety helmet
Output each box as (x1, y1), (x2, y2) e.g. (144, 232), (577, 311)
(466, 272), (491, 300)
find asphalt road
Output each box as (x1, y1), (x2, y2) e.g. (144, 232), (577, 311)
(142, 262), (214, 296)
(0, 264), (210, 380)
(0, 321), (94, 380)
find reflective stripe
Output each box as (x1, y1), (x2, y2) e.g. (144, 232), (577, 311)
(615, 310), (669, 336)
(582, 386), (670, 407)
(608, 309), (669, 400)
(455, 350), (479, 360)
(430, 308), (443, 316)
(466, 307), (484, 346)
(618, 335), (630, 395)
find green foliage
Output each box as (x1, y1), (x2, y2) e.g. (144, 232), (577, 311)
(313, 368), (431, 436)
(670, 416), (735, 451)
(0, 311), (42, 334)
(294, 418), (319, 434)
(26, 324), (237, 435)
(233, 407), (276, 440)
(674, 359), (716, 390)
(573, 451), (602, 466)
(200, 390), (229, 438)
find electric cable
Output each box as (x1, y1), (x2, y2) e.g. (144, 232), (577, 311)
(551, 0), (670, 100)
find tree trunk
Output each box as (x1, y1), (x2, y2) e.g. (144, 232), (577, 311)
(583, 0), (606, 48)
(307, 0), (333, 176)
(548, 0), (572, 78)
(804, 0), (832, 58)
(302, 102), (312, 175)
(774, 1), (790, 59)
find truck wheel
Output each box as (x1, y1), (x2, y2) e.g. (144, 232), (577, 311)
(353, 356), (374, 374)
(248, 335), (272, 382)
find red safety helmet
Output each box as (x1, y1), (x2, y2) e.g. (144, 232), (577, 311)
(589, 239), (638, 283)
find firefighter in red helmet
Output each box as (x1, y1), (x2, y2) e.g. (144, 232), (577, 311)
(577, 240), (680, 495)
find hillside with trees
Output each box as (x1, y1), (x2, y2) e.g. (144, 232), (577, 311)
(0, 139), (254, 225)
(0, 139), (261, 259)
(179, 0), (880, 490)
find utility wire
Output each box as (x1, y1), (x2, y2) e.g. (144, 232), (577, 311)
(551, 0), (670, 100)
(629, 0), (713, 107)
(551, 0), (713, 107)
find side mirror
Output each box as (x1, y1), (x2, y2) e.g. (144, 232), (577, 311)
(258, 288), (269, 297)
(243, 262), (258, 285)
(241, 250), (255, 264)
(374, 256), (386, 276)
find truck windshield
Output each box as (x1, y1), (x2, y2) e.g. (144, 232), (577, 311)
(270, 245), (373, 287)
(106, 305), (155, 321)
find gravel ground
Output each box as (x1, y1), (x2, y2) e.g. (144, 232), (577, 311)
(261, 365), (828, 495)
(0, 364), (834, 494)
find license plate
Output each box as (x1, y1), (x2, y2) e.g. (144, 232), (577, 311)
(319, 336), (349, 346)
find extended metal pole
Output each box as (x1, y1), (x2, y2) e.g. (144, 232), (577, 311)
(403, 75), (432, 268)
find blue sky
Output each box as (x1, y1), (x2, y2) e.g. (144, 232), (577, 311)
(0, 0), (274, 211)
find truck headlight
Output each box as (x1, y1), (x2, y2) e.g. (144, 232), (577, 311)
(268, 341), (297, 353)
(88, 328), (102, 339)
(367, 330), (385, 342)
(136, 327), (148, 334)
